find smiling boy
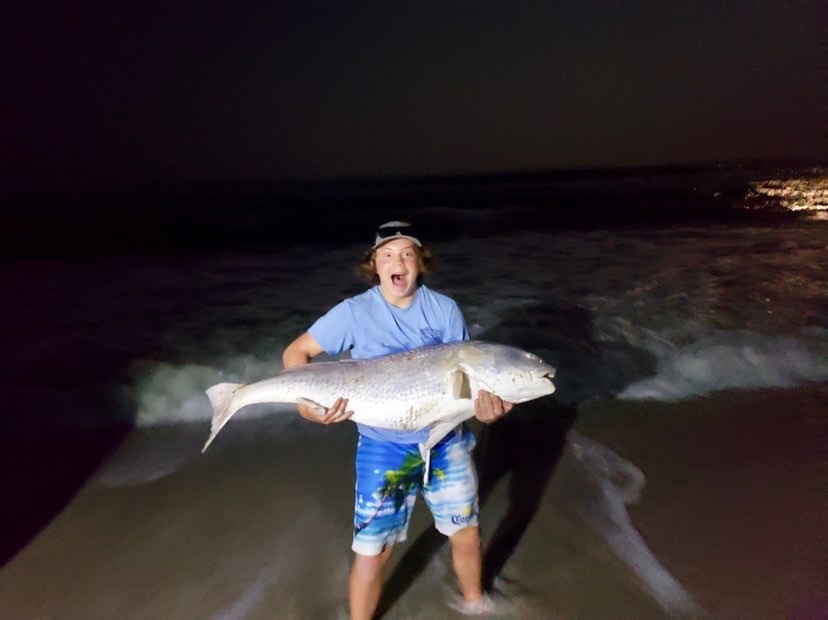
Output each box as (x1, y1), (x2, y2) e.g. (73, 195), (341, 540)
(282, 221), (512, 618)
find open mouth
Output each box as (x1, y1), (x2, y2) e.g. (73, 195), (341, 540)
(391, 273), (406, 286)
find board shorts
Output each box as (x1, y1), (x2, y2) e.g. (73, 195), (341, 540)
(351, 428), (479, 556)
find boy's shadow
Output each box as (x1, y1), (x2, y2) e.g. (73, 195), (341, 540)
(476, 399), (576, 589)
(375, 398), (576, 617)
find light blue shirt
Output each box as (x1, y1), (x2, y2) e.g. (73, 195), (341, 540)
(308, 284), (469, 442)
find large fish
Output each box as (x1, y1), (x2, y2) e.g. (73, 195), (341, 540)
(202, 341), (556, 457)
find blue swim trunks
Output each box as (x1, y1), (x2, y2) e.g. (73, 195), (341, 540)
(352, 428), (479, 556)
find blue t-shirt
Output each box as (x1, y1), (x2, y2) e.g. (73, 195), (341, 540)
(308, 284), (469, 442)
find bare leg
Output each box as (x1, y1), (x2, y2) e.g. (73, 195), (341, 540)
(350, 546), (394, 620)
(449, 526), (484, 601)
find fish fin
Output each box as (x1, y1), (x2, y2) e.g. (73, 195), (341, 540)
(452, 369), (472, 400)
(296, 397), (327, 417)
(420, 415), (467, 483)
(423, 420), (459, 452)
(203, 382), (243, 453)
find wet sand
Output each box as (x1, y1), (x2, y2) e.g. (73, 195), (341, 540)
(0, 385), (825, 618)
(575, 385), (828, 619)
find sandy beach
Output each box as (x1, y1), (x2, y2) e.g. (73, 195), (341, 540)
(1, 383), (825, 619)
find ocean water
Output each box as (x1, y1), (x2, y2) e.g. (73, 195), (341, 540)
(1, 165), (826, 616)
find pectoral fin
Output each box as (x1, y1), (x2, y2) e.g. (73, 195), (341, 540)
(451, 369), (472, 400)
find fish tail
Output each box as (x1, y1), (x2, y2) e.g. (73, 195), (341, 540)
(202, 382), (243, 452)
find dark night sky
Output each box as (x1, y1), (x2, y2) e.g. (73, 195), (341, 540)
(3, 1), (825, 190)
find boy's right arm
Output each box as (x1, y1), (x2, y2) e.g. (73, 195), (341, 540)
(282, 332), (352, 424)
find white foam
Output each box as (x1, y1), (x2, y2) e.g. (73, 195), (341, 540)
(567, 431), (702, 616)
(620, 330), (828, 400)
(133, 355), (284, 427)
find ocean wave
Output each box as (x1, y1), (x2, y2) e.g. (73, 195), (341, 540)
(133, 356), (285, 427)
(131, 327), (827, 429)
(619, 330), (828, 400)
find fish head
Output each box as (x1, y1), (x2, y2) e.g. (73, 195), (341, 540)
(458, 342), (556, 404)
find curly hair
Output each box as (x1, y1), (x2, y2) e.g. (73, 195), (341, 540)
(354, 245), (434, 285)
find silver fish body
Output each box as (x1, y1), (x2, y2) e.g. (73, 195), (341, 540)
(203, 341), (556, 453)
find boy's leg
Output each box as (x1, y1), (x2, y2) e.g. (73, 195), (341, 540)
(449, 525), (484, 601)
(350, 546), (394, 620)
(424, 431), (487, 602)
(351, 435), (423, 618)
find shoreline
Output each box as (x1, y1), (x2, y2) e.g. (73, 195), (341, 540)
(0, 384), (825, 618)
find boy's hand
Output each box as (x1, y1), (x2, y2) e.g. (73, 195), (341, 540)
(473, 390), (514, 424)
(298, 397), (353, 424)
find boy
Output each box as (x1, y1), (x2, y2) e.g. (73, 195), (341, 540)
(282, 221), (512, 618)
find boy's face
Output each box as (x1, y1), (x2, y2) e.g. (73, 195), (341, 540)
(374, 239), (420, 307)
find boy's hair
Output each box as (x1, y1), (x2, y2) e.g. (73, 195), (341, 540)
(355, 244), (434, 284)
